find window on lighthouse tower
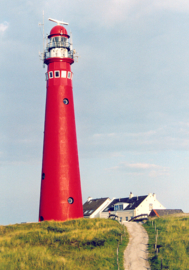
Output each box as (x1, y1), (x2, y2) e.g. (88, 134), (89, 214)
(67, 72), (71, 79)
(63, 98), (69, 105)
(55, 71), (60, 78)
(61, 70), (66, 78)
(49, 71), (53, 78)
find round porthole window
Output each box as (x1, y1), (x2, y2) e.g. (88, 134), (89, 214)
(68, 197), (74, 204)
(63, 98), (69, 105)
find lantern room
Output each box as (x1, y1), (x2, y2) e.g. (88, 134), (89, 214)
(44, 24), (73, 61)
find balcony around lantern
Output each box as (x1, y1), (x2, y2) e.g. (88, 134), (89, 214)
(43, 49), (74, 61)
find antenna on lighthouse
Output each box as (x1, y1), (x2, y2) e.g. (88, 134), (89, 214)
(48, 18), (69, 25)
(70, 31), (73, 51)
(70, 30), (80, 62)
(38, 11), (45, 68)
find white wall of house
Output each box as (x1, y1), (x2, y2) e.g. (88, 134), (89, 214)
(135, 193), (165, 216)
(100, 211), (109, 219)
(101, 193), (165, 223)
(116, 210), (135, 223)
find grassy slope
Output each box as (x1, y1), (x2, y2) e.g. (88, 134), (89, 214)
(0, 218), (128, 270)
(143, 214), (189, 270)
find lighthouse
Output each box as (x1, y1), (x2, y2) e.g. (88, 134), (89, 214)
(39, 18), (83, 221)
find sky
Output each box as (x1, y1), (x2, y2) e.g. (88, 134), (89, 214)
(1, 0), (189, 224)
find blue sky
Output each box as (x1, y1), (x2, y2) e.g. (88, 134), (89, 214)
(1, 0), (189, 224)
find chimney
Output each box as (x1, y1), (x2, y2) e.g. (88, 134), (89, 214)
(153, 193), (156, 199)
(129, 192), (133, 199)
(87, 197), (92, 202)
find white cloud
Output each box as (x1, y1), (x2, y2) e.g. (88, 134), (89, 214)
(88, 123), (189, 156)
(0, 22), (9, 33)
(108, 161), (169, 177)
(124, 162), (161, 169)
(154, 0), (189, 12)
(52, 0), (189, 28)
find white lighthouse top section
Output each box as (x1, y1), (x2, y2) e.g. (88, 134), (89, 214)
(49, 18), (69, 26)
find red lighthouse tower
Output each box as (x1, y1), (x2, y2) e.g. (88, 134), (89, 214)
(39, 18), (83, 221)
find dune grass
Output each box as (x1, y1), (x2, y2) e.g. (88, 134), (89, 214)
(0, 218), (128, 270)
(143, 214), (189, 270)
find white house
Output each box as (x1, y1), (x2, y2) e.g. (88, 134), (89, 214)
(83, 197), (112, 218)
(100, 192), (165, 222)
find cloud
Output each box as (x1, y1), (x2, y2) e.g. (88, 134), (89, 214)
(78, 122), (189, 158)
(124, 163), (161, 169)
(46, 0), (189, 28)
(154, 0), (189, 12)
(108, 161), (169, 177)
(0, 22), (9, 33)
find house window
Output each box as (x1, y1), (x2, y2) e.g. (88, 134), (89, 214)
(131, 216), (133, 220)
(120, 217), (122, 222)
(119, 205), (123, 210)
(149, 203), (153, 211)
(114, 204), (123, 211)
(55, 70), (60, 78)
(49, 71), (53, 78)
(67, 71), (71, 79)
(84, 210), (88, 214)
(126, 217), (128, 221)
(89, 210), (93, 214)
(114, 205), (118, 211)
(61, 70), (67, 78)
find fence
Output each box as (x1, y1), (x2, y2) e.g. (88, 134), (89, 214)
(151, 220), (165, 270)
(116, 226), (126, 270)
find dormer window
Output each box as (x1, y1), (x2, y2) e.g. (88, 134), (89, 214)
(114, 204), (123, 211)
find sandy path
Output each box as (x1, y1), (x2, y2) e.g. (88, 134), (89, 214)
(123, 222), (151, 270)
